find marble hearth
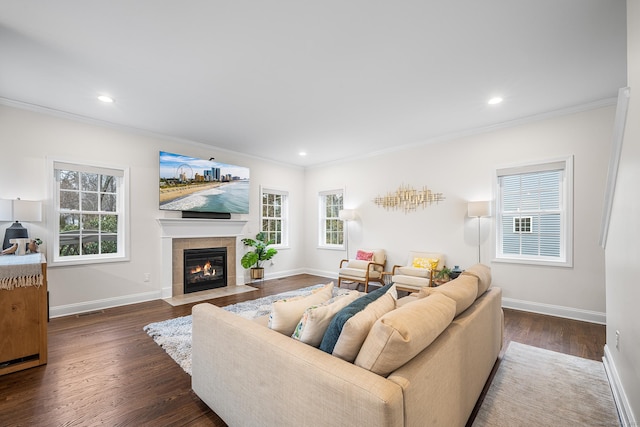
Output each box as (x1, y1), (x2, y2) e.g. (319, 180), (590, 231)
(158, 218), (252, 302)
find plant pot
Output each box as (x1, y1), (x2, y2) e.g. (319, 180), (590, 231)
(250, 267), (264, 280)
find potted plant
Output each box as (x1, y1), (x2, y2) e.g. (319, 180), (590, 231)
(433, 266), (452, 286)
(241, 232), (278, 280)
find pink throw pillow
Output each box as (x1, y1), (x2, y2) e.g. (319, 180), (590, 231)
(356, 250), (374, 261)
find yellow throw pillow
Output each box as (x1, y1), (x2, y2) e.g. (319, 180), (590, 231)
(412, 257), (431, 269)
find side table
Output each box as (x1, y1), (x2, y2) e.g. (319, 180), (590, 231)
(0, 253), (48, 375)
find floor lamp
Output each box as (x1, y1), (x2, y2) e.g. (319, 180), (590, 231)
(338, 209), (357, 259)
(467, 201), (491, 264)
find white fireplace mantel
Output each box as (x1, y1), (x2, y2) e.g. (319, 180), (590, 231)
(158, 218), (248, 238)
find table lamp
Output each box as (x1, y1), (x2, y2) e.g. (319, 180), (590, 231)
(1, 199), (42, 251)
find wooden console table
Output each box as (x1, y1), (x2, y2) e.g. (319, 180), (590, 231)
(0, 253), (48, 375)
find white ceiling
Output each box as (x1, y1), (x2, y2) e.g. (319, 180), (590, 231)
(0, 1), (627, 167)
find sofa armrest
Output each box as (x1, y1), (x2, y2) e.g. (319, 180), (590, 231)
(192, 303), (404, 427)
(367, 261), (386, 274)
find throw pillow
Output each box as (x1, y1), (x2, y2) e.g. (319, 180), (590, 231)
(354, 293), (456, 376)
(356, 250), (374, 261)
(460, 264), (492, 298)
(268, 282), (334, 335)
(332, 292), (396, 362)
(411, 257), (430, 269)
(418, 274), (477, 316)
(319, 283), (394, 354)
(291, 291), (361, 347)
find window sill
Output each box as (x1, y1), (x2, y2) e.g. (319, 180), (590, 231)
(492, 256), (572, 268)
(49, 254), (130, 268)
(317, 245), (346, 251)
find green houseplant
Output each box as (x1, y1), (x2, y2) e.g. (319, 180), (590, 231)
(433, 266), (452, 286)
(241, 232), (278, 280)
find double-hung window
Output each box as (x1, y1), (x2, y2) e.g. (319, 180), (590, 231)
(495, 157), (573, 266)
(318, 189), (344, 248)
(52, 160), (129, 265)
(260, 187), (288, 247)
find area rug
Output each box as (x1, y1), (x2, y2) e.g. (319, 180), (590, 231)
(143, 284), (352, 375)
(472, 341), (620, 427)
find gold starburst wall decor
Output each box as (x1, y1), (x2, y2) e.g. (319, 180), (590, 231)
(373, 184), (445, 214)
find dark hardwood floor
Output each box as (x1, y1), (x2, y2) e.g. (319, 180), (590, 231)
(0, 274), (605, 426)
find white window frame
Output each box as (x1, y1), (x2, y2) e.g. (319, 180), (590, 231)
(494, 156), (573, 267)
(49, 159), (130, 266)
(260, 186), (289, 248)
(318, 189), (344, 249)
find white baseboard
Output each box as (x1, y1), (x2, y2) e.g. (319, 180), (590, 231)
(502, 297), (606, 324)
(50, 291), (162, 318)
(304, 268), (338, 280)
(603, 344), (637, 427)
(238, 268), (307, 285)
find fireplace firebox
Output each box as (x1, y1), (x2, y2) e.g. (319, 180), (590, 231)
(183, 247), (227, 294)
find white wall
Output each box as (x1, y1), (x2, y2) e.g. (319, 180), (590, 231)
(305, 106), (615, 323)
(602, 1), (640, 424)
(0, 104), (305, 316)
(0, 100), (617, 325)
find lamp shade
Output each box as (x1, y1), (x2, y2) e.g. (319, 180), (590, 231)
(467, 201), (491, 218)
(13, 200), (42, 222)
(0, 200), (12, 221)
(338, 209), (357, 221)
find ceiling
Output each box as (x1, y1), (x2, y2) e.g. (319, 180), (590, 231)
(0, 1), (627, 167)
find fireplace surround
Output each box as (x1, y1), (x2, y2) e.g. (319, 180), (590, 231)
(158, 218), (247, 298)
(172, 237), (236, 297)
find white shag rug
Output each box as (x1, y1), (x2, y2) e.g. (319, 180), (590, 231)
(143, 284), (351, 375)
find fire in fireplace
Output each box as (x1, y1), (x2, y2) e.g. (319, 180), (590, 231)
(183, 247), (227, 294)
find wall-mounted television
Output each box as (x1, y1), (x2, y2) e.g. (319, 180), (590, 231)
(159, 151), (250, 215)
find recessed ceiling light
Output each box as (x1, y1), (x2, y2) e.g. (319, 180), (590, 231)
(299, 152), (307, 156)
(98, 95), (114, 103)
(488, 97), (503, 105)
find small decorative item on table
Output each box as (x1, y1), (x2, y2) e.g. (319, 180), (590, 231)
(27, 238), (42, 254)
(449, 265), (463, 279)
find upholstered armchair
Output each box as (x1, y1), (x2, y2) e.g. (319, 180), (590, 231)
(391, 251), (446, 292)
(337, 249), (386, 293)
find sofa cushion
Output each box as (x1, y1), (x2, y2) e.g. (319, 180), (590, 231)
(345, 260), (371, 270)
(394, 266), (431, 278)
(339, 266), (382, 279)
(319, 283), (395, 354)
(291, 291), (361, 347)
(268, 282), (334, 335)
(332, 292), (396, 362)
(418, 274), (477, 316)
(354, 293), (456, 376)
(460, 264), (492, 298)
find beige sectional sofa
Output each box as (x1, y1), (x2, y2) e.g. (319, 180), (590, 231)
(192, 264), (503, 427)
